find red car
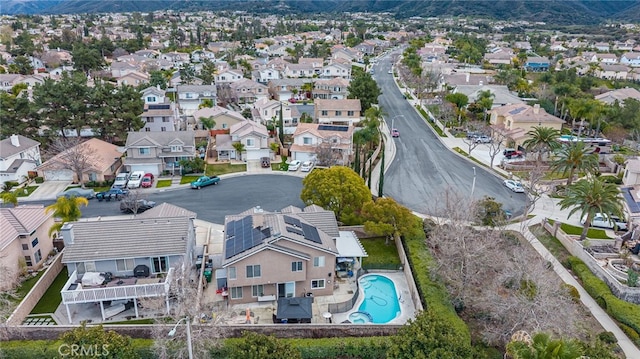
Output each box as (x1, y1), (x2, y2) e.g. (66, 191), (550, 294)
(140, 173), (154, 188)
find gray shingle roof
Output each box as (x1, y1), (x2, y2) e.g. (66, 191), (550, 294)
(0, 135), (40, 159)
(62, 217), (191, 263)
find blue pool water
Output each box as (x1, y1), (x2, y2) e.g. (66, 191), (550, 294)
(352, 274), (401, 324)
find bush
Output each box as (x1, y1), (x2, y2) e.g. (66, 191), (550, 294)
(34, 177), (44, 184)
(597, 331), (617, 344)
(600, 175), (622, 185)
(562, 283), (580, 301)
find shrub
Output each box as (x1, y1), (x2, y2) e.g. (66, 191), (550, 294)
(600, 175), (622, 185)
(34, 177), (44, 183)
(597, 331), (617, 344)
(562, 283), (580, 301)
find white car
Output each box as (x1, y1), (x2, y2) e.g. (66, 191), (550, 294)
(288, 160), (301, 171)
(126, 171), (146, 189)
(503, 179), (525, 193)
(300, 161), (314, 172)
(582, 213), (628, 231)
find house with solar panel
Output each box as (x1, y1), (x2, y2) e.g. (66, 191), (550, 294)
(289, 123), (354, 165)
(140, 86), (179, 132)
(219, 205), (366, 305)
(314, 99), (362, 126)
(489, 104), (564, 147)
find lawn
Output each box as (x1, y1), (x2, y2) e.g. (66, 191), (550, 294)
(530, 224), (572, 264)
(30, 267), (69, 314)
(205, 163), (247, 176)
(12, 271), (45, 302)
(180, 175), (200, 184)
(546, 219), (611, 239)
(15, 186), (38, 197)
(155, 179), (172, 188)
(359, 237), (401, 269)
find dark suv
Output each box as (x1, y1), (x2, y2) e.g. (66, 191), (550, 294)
(503, 149), (523, 159)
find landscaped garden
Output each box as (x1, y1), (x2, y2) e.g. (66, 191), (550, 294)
(359, 237), (401, 270)
(205, 163), (247, 176)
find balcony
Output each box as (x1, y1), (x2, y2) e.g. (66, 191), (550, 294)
(61, 268), (173, 305)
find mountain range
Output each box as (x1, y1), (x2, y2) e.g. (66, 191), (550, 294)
(3, 1), (640, 25)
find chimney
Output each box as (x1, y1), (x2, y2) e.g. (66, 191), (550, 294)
(61, 223), (75, 246)
(10, 134), (20, 147)
(533, 103), (540, 114)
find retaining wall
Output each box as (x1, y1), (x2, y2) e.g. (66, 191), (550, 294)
(542, 220), (640, 303)
(7, 252), (64, 325)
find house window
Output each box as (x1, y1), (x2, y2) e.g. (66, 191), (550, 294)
(76, 262), (86, 274)
(85, 261), (96, 272)
(25, 256), (32, 267)
(311, 279), (325, 289)
(161, 127), (167, 132)
(171, 145), (182, 152)
(313, 256), (325, 267)
(116, 259), (135, 272)
(139, 147), (150, 155)
(222, 123), (228, 129)
(22, 243), (29, 250)
(291, 261), (303, 272)
(321, 110), (328, 116)
(303, 137), (312, 145)
(31, 238), (38, 248)
(145, 128), (151, 132)
(347, 111), (354, 116)
(246, 138), (255, 147)
(335, 111), (342, 116)
(152, 256), (168, 273)
(252, 285), (264, 297)
(230, 287), (243, 299)
(186, 93), (193, 99)
(147, 118), (154, 122)
(228, 266), (236, 280)
(146, 96), (156, 102)
(246, 265), (261, 278)
(163, 117), (170, 122)
(34, 249), (42, 264)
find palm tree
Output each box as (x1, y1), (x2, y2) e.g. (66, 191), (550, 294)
(0, 191), (19, 207)
(559, 177), (624, 240)
(507, 332), (583, 359)
(269, 142), (280, 160)
(301, 81), (314, 100)
(232, 142), (245, 161)
(550, 142), (599, 186)
(199, 116), (216, 131)
(522, 126), (561, 164)
(45, 196), (89, 236)
(475, 90), (495, 121)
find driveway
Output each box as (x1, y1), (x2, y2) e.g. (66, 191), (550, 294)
(25, 181), (70, 201)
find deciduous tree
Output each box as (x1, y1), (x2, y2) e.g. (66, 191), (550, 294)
(347, 72), (381, 112)
(362, 197), (421, 245)
(47, 137), (98, 188)
(301, 166), (371, 224)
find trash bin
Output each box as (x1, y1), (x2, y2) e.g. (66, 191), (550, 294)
(204, 269), (212, 283)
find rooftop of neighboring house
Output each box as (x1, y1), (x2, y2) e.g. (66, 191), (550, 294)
(38, 138), (121, 173)
(0, 205), (51, 250)
(61, 216), (191, 263)
(125, 131), (196, 148)
(314, 98), (361, 111)
(491, 103), (564, 124)
(595, 87), (640, 103)
(192, 106), (245, 122)
(292, 123), (354, 140)
(136, 202), (197, 219)
(0, 135), (40, 159)
(230, 120), (268, 137)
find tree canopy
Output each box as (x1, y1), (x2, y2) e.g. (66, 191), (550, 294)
(60, 322), (137, 359)
(229, 331), (301, 359)
(45, 196), (89, 236)
(347, 71), (381, 112)
(301, 166), (372, 225)
(362, 197), (421, 244)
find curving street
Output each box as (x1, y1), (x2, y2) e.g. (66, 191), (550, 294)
(372, 53), (526, 216)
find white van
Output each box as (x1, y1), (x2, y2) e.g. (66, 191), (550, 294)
(127, 171), (146, 189)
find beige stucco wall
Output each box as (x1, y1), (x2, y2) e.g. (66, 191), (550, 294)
(0, 240), (24, 290)
(23, 216), (55, 269)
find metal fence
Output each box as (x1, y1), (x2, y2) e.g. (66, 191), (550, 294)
(327, 269), (366, 313)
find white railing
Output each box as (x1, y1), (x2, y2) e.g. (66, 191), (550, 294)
(61, 269), (172, 305)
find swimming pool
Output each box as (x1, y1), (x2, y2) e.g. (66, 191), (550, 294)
(349, 274), (401, 324)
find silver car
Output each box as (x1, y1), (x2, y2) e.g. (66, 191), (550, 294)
(56, 188), (96, 199)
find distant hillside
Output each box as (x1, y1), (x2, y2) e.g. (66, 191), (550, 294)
(3, 0), (640, 25)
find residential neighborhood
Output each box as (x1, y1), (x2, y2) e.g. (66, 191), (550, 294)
(1, 5), (640, 358)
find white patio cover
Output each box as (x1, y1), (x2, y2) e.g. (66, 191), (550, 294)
(335, 231), (368, 258)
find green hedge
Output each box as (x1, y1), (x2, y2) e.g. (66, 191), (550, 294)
(567, 256), (640, 344)
(0, 339), (155, 359)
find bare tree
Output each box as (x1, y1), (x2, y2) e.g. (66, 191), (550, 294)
(46, 137), (99, 188)
(314, 142), (338, 167)
(118, 189), (149, 215)
(487, 130), (507, 168)
(425, 189), (582, 347)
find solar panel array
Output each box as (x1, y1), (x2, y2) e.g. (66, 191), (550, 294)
(508, 107), (526, 115)
(318, 125), (349, 132)
(286, 226), (303, 236)
(148, 104), (171, 110)
(301, 223), (322, 243)
(225, 216), (267, 259)
(283, 215), (301, 227)
(284, 215), (322, 244)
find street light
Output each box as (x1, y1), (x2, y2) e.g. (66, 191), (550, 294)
(168, 316), (193, 359)
(391, 115), (405, 131)
(471, 167), (477, 199)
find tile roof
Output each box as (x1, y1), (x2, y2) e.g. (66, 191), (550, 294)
(491, 104), (564, 124)
(125, 131), (196, 148)
(62, 216), (191, 263)
(314, 99), (361, 111)
(0, 205), (51, 251)
(136, 203), (197, 219)
(293, 123), (354, 139)
(38, 138), (121, 173)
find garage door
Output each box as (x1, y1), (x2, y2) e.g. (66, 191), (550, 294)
(44, 169), (73, 181)
(130, 165), (160, 176)
(245, 149), (270, 161)
(293, 152), (314, 162)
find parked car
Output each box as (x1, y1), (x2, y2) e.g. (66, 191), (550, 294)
(288, 160), (301, 171)
(301, 161), (314, 172)
(56, 188), (96, 199)
(190, 175), (221, 189)
(96, 188), (129, 201)
(120, 199), (156, 214)
(582, 213), (628, 231)
(127, 171), (146, 189)
(503, 149), (523, 159)
(140, 173), (154, 188)
(474, 135), (492, 143)
(112, 172), (129, 189)
(503, 179), (525, 193)
(391, 129), (400, 138)
(261, 157), (271, 168)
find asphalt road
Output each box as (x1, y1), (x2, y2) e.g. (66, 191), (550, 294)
(15, 175), (305, 224)
(372, 52), (526, 216)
